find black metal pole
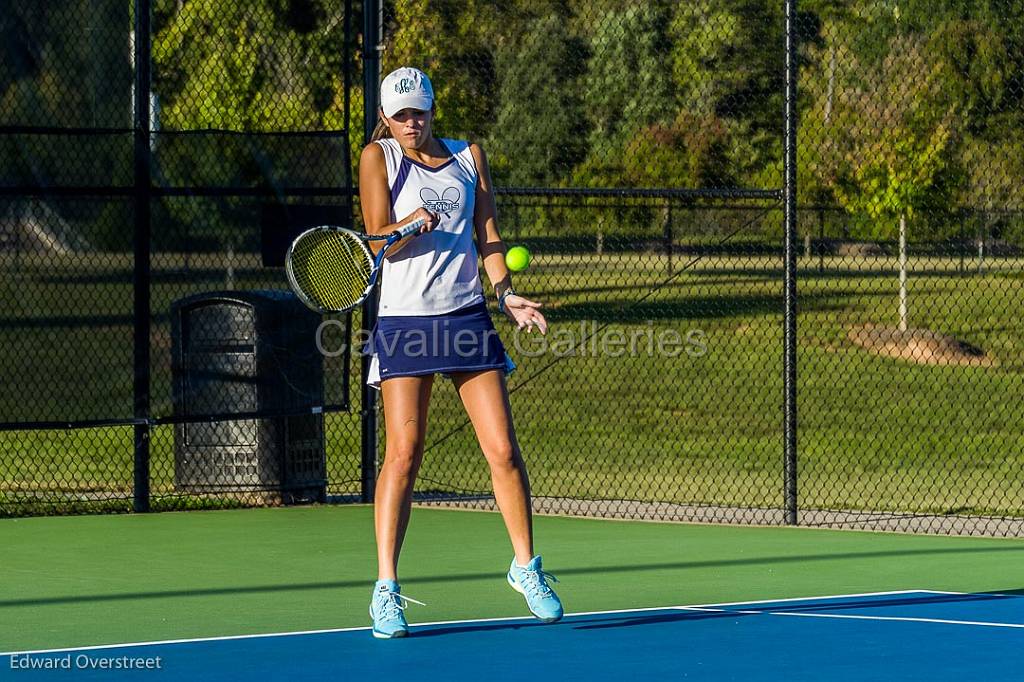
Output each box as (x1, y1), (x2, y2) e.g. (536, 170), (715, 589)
(782, 0), (799, 525)
(663, 201), (673, 276)
(360, 0), (383, 503)
(343, 0), (353, 146)
(959, 210), (965, 275)
(818, 207), (825, 273)
(132, 0), (152, 513)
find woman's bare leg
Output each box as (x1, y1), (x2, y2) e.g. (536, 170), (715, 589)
(375, 375), (434, 581)
(451, 369), (534, 565)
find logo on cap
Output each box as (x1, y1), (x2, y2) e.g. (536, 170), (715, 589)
(381, 67), (434, 117)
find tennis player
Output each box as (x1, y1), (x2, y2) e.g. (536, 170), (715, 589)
(359, 66), (563, 639)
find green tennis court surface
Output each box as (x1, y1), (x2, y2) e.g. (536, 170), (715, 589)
(4, 505), (1024, 658)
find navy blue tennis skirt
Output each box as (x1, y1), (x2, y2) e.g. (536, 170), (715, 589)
(366, 301), (515, 387)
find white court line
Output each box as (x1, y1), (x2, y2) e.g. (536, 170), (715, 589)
(0, 589), (980, 657)
(680, 605), (1024, 630)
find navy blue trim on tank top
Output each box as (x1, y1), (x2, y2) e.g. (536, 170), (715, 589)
(403, 155), (456, 172)
(388, 139), (456, 204)
(390, 157), (413, 206)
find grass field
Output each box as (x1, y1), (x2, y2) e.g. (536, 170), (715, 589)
(1, 248), (1022, 519)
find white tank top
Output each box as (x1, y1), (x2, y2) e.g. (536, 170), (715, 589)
(374, 137), (484, 316)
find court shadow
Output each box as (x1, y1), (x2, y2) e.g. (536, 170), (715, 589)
(546, 290), (857, 323)
(690, 266), (983, 280)
(6, 546), (1024, 610)
(410, 609), (740, 638)
(569, 590), (1020, 632)
(413, 590), (1018, 638)
(978, 588), (1024, 597)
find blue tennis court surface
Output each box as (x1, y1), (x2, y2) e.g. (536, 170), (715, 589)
(5, 590), (1024, 680)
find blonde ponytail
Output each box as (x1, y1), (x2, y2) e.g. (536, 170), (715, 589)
(370, 117), (392, 141)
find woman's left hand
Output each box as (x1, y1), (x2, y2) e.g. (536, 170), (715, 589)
(503, 295), (548, 334)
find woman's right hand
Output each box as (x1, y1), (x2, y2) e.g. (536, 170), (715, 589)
(406, 207), (440, 233)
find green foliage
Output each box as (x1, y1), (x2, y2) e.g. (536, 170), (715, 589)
(0, 1), (132, 249)
(578, 4), (675, 172)
(151, 0), (349, 248)
(3, 0), (1023, 250)
(0, 1), (132, 129)
(832, 37), (961, 233)
(960, 135), (1024, 212)
(569, 2), (741, 190)
(670, 0), (785, 185)
(384, 0), (505, 141)
(800, 0), (1022, 239)
(935, 1), (1024, 227)
(153, 0), (347, 131)
(621, 113), (734, 189)
(487, 2), (587, 187)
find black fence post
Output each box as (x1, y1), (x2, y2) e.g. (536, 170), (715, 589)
(132, 0), (152, 513)
(959, 210), (966, 275)
(783, 0), (799, 526)
(663, 200), (673, 276)
(818, 207), (825, 273)
(360, 0), (383, 504)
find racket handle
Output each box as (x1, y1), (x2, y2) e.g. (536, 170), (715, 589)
(393, 218), (426, 240)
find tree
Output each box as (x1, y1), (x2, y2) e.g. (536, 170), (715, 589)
(797, 1), (857, 206)
(487, 2), (587, 188)
(383, 0), (506, 142)
(0, 1), (133, 249)
(572, 2), (676, 186)
(556, 2), (746, 251)
(569, 1), (742, 190)
(832, 15), (962, 331)
(151, 0), (349, 264)
(153, 0), (347, 132)
(933, 0), (1024, 253)
(669, 0), (786, 188)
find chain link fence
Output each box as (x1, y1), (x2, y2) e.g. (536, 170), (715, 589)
(1, 0), (362, 513)
(2, 0), (1022, 535)
(794, 2), (1024, 533)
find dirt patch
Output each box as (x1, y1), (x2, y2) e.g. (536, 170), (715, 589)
(848, 324), (996, 367)
(837, 241), (886, 257)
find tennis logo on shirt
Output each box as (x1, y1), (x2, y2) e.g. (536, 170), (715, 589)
(420, 187), (461, 213)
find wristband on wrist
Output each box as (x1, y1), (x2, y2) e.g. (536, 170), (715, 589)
(498, 287), (517, 313)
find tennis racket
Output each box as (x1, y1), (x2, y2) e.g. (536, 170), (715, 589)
(285, 218), (425, 313)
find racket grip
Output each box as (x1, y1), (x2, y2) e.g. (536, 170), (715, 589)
(393, 218), (426, 239)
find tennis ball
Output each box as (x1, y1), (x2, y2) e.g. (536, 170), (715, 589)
(505, 245), (531, 272)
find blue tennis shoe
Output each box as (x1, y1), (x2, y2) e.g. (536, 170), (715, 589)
(369, 579), (424, 639)
(507, 555), (563, 623)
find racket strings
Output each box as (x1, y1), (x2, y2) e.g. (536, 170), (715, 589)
(290, 230), (372, 311)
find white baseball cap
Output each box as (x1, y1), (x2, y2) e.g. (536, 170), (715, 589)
(380, 67), (434, 117)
